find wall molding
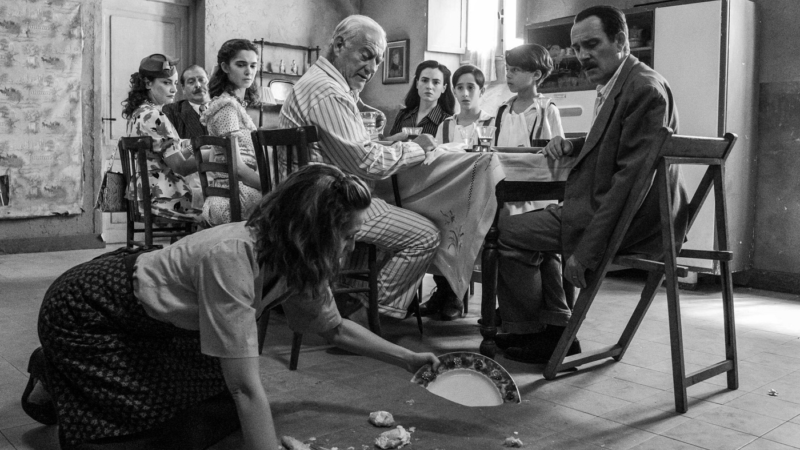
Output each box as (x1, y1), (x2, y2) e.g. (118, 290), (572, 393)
(743, 269), (800, 295)
(0, 234), (104, 255)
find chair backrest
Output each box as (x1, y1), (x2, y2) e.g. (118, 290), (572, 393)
(268, 79), (295, 104)
(191, 135), (242, 222)
(118, 136), (153, 225)
(584, 127), (677, 285)
(251, 126), (319, 194)
(657, 129), (737, 255)
(593, 127), (736, 282)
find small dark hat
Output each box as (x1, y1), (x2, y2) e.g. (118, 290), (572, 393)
(138, 53), (179, 78)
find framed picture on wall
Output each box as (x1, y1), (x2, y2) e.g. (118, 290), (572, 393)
(383, 39), (409, 84)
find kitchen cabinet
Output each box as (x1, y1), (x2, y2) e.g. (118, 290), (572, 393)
(524, 0), (757, 276)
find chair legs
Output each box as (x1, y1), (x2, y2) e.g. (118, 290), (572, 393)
(366, 244), (382, 337)
(543, 265), (738, 414)
(413, 295), (423, 334)
(256, 308), (304, 372)
(257, 310), (270, 355)
(663, 265), (738, 413)
(289, 333), (303, 371)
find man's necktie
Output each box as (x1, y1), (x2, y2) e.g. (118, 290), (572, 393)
(199, 104), (208, 113)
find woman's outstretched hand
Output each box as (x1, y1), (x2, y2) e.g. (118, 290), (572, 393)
(405, 351), (441, 374)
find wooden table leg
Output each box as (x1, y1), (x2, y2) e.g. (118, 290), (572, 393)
(479, 206), (500, 358)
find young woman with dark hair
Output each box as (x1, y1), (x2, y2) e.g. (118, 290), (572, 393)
(121, 53), (203, 222)
(22, 164), (440, 450)
(385, 60), (455, 142)
(200, 38), (263, 226)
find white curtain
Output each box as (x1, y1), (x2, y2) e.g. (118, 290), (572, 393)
(466, 0), (499, 82)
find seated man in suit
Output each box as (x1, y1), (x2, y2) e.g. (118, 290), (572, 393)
(495, 5), (688, 363)
(163, 65), (210, 139)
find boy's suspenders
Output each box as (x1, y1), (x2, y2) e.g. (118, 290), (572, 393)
(494, 105), (508, 145)
(494, 101), (555, 146)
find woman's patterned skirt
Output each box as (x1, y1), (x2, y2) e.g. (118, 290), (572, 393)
(37, 248), (227, 449)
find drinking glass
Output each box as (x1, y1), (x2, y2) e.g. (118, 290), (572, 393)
(458, 127), (474, 150)
(360, 112), (378, 135)
(474, 126), (497, 152)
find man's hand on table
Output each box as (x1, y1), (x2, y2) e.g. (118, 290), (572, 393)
(542, 136), (574, 160)
(413, 133), (437, 153)
(564, 255), (588, 289)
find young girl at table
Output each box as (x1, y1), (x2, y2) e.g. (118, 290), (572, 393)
(494, 44), (568, 348)
(385, 60), (455, 142)
(434, 64), (494, 147)
(200, 38), (263, 226)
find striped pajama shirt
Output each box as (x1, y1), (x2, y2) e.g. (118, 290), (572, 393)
(279, 56), (440, 318)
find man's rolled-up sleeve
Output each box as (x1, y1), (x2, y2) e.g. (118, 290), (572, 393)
(307, 95), (425, 180)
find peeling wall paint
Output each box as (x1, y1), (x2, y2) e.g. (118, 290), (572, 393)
(0, 0), (103, 253)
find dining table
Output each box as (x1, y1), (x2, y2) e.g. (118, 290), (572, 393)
(373, 147), (576, 358)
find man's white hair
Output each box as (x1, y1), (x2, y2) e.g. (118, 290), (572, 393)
(328, 15), (386, 55)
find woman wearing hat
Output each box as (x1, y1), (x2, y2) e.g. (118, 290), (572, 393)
(200, 39), (264, 226)
(121, 53), (203, 222)
(22, 164), (440, 449)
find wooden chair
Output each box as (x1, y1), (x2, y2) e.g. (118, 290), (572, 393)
(191, 135), (242, 222)
(540, 128), (739, 413)
(251, 126), (384, 370)
(118, 136), (194, 249)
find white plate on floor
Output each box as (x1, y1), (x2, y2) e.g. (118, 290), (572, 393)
(411, 352), (520, 406)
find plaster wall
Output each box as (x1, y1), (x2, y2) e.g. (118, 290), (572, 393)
(750, 0), (800, 278)
(203, 0), (359, 129)
(359, 0), (428, 127)
(0, 0), (104, 254)
(203, 0), (359, 76)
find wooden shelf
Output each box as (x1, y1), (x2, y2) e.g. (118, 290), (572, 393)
(253, 39), (320, 65)
(259, 71), (302, 79)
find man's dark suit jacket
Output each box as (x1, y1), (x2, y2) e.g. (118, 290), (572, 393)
(162, 100), (207, 139)
(563, 55), (688, 271)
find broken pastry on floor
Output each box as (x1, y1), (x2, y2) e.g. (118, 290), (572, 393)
(368, 410), (396, 427)
(375, 425), (412, 449)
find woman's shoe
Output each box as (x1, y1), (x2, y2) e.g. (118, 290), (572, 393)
(20, 347), (57, 425)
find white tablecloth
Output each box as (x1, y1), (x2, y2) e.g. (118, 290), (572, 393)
(374, 151), (576, 298)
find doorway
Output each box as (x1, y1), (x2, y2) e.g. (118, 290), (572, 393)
(100, 0), (198, 243)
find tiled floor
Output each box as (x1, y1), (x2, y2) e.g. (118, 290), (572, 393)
(1, 247), (799, 449)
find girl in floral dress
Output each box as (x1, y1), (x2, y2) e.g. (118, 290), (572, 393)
(200, 39), (263, 225)
(121, 53), (202, 222)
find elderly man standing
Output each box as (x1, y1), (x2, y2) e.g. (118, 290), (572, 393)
(163, 64), (210, 139)
(280, 15), (441, 320)
(496, 5), (688, 363)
